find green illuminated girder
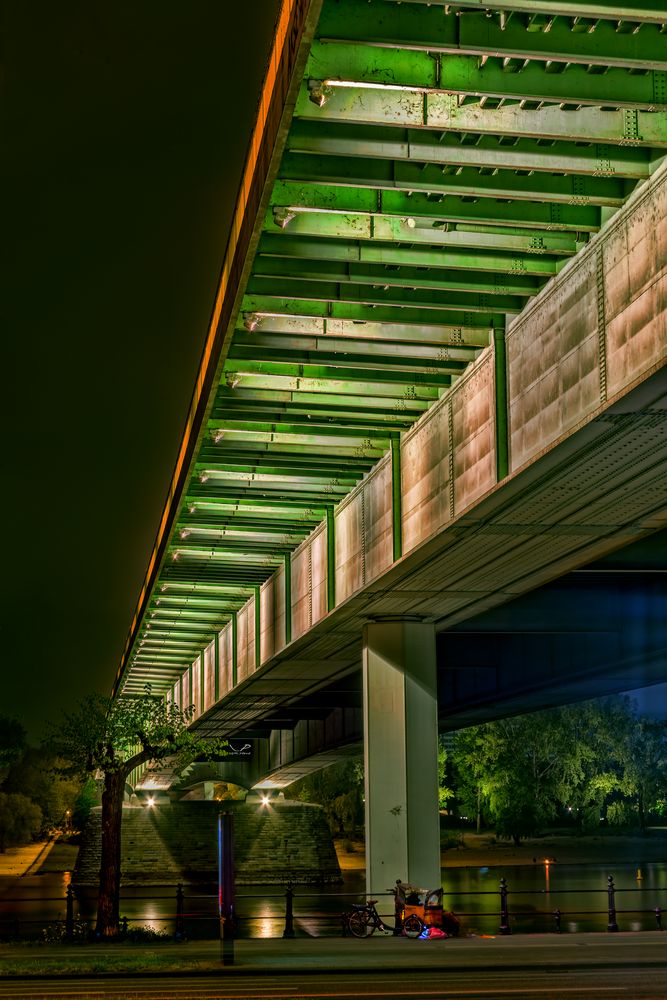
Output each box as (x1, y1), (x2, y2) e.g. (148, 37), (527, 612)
(150, 596), (243, 610)
(239, 313), (491, 346)
(286, 122), (651, 179)
(149, 603), (230, 617)
(173, 536), (300, 554)
(195, 453), (373, 478)
(316, 2), (667, 71)
(258, 233), (559, 278)
(214, 372), (442, 400)
(183, 497), (330, 517)
(244, 293), (498, 328)
(175, 528), (311, 547)
(247, 276), (529, 314)
(228, 331), (472, 366)
(397, 1), (667, 26)
(295, 86), (667, 146)
(210, 405), (424, 432)
(225, 355), (457, 386)
(201, 438), (386, 461)
(253, 256), (542, 297)
(306, 43), (667, 111)
(280, 153), (634, 206)
(203, 424), (392, 450)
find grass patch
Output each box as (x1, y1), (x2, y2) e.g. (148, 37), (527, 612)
(0, 953), (214, 976)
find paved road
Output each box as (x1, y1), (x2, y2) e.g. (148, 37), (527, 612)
(0, 967), (666, 999)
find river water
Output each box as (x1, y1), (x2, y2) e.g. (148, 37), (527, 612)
(1, 862), (666, 939)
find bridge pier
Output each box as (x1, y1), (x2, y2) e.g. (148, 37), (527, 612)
(362, 621), (440, 897)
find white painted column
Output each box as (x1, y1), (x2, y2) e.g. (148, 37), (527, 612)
(362, 620), (440, 897)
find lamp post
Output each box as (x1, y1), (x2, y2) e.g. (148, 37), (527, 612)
(218, 809), (235, 965)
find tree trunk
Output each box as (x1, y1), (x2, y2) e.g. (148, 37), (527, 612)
(96, 769), (126, 938)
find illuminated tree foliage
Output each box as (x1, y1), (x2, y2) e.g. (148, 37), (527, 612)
(451, 698), (667, 844)
(49, 688), (228, 938)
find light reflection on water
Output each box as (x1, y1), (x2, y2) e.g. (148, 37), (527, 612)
(441, 862), (667, 935)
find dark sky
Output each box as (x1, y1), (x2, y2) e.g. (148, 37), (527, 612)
(2, 0), (281, 736)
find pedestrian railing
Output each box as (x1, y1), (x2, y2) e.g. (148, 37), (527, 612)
(0, 875), (665, 941)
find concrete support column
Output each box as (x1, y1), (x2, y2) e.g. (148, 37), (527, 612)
(362, 620), (440, 896)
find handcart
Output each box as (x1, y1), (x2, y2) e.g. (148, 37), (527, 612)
(393, 880), (460, 938)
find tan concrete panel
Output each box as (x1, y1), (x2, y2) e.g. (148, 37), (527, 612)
(508, 251), (599, 471)
(291, 542), (312, 640)
(259, 579), (276, 665)
(218, 624), (233, 699)
(364, 455), (393, 584)
(605, 179), (667, 398)
(453, 353), (496, 512)
(203, 640), (215, 712)
(401, 395), (451, 554)
(335, 490), (364, 603)
(274, 564), (287, 655)
(172, 680), (180, 711)
(191, 656), (201, 718)
(236, 601), (251, 682)
(311, 524), (328, 625)
(180, 671), (190, 715)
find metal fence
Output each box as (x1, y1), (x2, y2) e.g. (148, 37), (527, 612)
(0, 875), (665, 941)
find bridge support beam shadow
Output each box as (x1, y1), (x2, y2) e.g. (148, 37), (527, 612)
(362, 621), (440, 897)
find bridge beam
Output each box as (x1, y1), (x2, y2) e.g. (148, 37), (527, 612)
(362, 621), (440, 896)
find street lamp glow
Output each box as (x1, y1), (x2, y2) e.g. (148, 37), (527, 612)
(147, 797), (155, 807)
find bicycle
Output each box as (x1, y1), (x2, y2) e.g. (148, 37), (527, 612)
(344, 897), (424, 938)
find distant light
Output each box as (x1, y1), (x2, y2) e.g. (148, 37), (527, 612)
(261, 795), (270, 807)
(147, 797), (155, 808)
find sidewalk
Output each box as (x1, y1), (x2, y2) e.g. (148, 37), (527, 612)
(0, 842), (54, 879)
(1, 932), (666, 979)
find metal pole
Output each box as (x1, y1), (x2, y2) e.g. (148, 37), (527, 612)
(283, 882), (296, 938)
(553, 908), (561, 934)
(175, 883), (185, 941)
(655, 907), (663, 931)
(607, 875), (618, 932)
(499, 877), (511, 935)
(65, 884), (74, 941)
(219, 810), (235, 965)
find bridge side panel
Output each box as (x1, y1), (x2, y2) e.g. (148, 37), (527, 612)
(260, 565), (287, 664)
(237, 597), (255, 683)
(218, 623), (234, 699)
(508, 252), (600, 472)
(508, 166), (667, 474)
(452, 353), (496, 513)
(292, 537), (313, 640)
(203, 640), (215, 712)
(604, 175), (667, 399)
(401, 393), (452, 554)
(335, 489), (365, 604)
(311, 523), (329, 626)
(364, 455), (393, 583)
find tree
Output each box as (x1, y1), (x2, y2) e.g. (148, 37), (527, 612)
(3, 747), (81, 832)
(0, 716), (26, 787)
(291, 759), (364, 836)
(617, 716), (667, 831)
(49, 688), (228, 938)
(0, 792), (42, 852)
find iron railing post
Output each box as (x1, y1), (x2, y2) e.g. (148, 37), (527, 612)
(607, 875), (618, 932)
(499, 878), (511, 935)
(175, 883), (185, 941)
(65, 884), (74, 941)
(283, 883), (296, 938)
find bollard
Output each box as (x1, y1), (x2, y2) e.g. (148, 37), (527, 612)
(175, 883), (185, 941)
(283, 883), (296, 939)
(499, 878), (511, 935)
(607, 875), (618, 932)
(553, 908), (562, 934)
(65, 885), (74, 942)
(656, 907), (663, 931)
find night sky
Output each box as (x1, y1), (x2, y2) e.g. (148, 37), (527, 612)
(2, 1), (281, 736)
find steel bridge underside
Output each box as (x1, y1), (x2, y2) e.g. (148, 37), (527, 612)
(116, 0), (667, 786)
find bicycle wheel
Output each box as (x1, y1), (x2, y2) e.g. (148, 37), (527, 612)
(348, 910), (375, 938)
(402, 914), (424, 938)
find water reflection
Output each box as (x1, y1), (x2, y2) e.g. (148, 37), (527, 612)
(2, 863), (667, 939)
